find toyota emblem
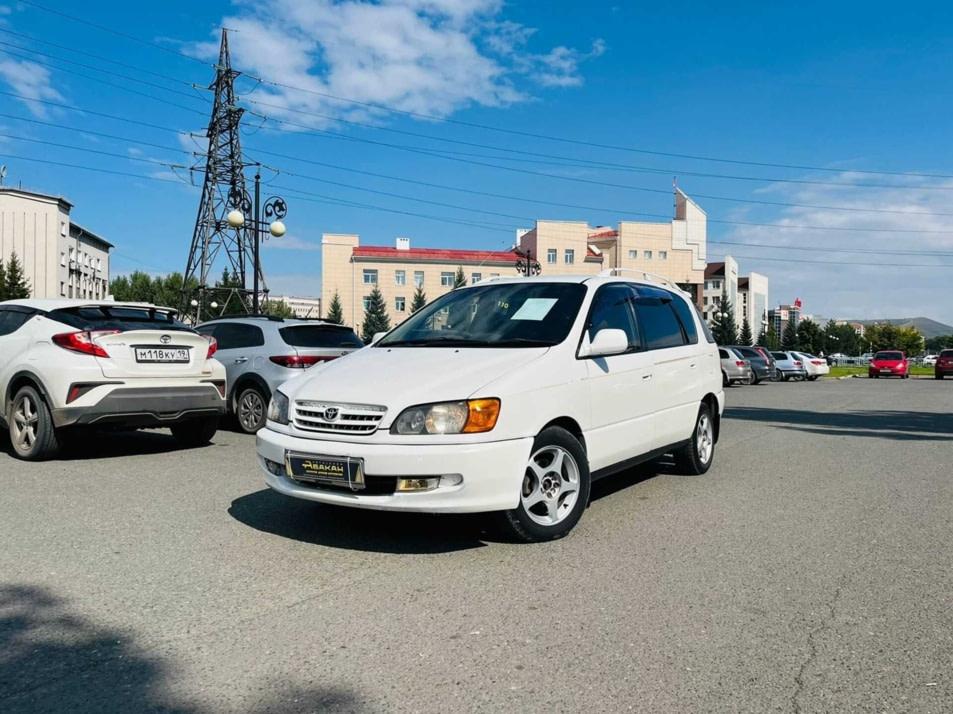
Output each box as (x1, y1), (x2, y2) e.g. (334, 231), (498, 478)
(159, 335), (172, 344)
(323, 407), (340, 421)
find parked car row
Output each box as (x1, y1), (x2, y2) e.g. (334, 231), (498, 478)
(717, 346), (830, 384)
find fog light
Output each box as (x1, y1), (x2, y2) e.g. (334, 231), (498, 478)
(263, 457), (284, 476)
(439, 474), (463, 488)
(396, 477), (440, 492)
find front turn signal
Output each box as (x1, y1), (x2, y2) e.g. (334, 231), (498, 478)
(463, 398), (501, 434)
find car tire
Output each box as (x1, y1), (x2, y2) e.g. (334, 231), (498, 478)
(808, 376), (818, 381)
(494, 426), (591, 543)
(674, 402), (715, 476)
(936, 374), (943, 380)
(722, 371), (729, 388)
(170, 416), (219, 448)
(236, 386), (269, 434)
(8, 385), (60, 461)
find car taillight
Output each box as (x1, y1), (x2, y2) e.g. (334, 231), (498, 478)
(202, 334), (217, 359)
(794, 361), (802, 366)
(269, 355), (336, 369)
(52, 330), (120, 358)
(735, 360), (745, 367)
(812, 360), (823, 365)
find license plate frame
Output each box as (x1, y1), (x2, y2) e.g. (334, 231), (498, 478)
(285, 452), (365, 489)
(134, 347), (191, 363)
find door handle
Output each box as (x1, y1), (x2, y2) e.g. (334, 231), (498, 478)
(690, 363), (697, 369)
(642, 374), (652, 380)
(234, 357), (249, 364)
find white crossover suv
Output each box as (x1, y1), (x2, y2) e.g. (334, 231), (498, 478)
(0, 299), (227, 460)
(256, 272), (724, 542)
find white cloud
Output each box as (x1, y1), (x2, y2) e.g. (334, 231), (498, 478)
(716, 173), (953, 326)
(0, 58), (64, 117)
(127, 147), (143, 156)
(261, 235), (322, 251)
(188, 0), (604, 126)
(265, 272), (321, 297)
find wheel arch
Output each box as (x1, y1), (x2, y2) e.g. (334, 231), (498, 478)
(229, 373), (271, 413)
(702, 392), (721, 443)
(5, 370), (53, 414)
(539, 416), (587, 454)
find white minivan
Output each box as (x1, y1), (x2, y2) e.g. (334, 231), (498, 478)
(256, 272), (724, 542)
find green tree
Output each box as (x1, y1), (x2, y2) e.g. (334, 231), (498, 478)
(781, 318), (799, 350)
(710, 287), (738, 345)
(4, 251), (31, 299)
(265, 299), (296, 318)
(360, 286), (391, 342)
(797, 318), (824, 355)
(410, 284), (427, 314)
(325, 290), (345, 324)
(453, 265), (467, 289)
(739, 317), (753, 346)
(0, 257), (8, 301)
(925, 334), (953, 352)
(213, 268), (249, 316)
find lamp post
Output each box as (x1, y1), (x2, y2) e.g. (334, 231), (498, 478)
(226, 167), (288, 315)
(514, 248), (541, 277)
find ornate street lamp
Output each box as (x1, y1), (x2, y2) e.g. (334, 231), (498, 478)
(514, 248), (541, 277)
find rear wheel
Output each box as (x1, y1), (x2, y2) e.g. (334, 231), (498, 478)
(494, 427), (590, 543)
(808, 375), (818, 381)
(674, 402), (715, 476)
(937, 374), (944, 380)
(170, 416), (219, 448)
(8, 385), (60, 461)
(722, 371), (729, 387)
(236, 386), (268, 434)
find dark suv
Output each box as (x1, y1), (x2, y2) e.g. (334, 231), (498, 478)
(936, 349), (953, 379)
(196, 316), (363, 433)
(726, 345), (779, 384)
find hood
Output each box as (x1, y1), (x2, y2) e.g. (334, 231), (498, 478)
(280, 346), (549, 421)
(871, 357), (905, 366)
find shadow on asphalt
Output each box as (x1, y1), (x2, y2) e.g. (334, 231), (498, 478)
(0, 429), (215, 461)
(230, 489), (492, 553)
(0, 584), (368, 714)
(726, 406), (953, 441)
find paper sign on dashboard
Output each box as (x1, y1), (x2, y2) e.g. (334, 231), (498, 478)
(511, 298), (557, 321)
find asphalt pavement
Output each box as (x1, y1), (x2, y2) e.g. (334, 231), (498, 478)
(1, 378), (951, 713)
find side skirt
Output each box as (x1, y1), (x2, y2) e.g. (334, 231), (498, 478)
(591, 442), (689, 481)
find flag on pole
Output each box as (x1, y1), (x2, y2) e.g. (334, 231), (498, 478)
(794, 298), (802, 308)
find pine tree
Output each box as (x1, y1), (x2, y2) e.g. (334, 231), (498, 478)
(360, 286), (391, 343)
(4, 251), (31, 300)
(0, 258), (8, 301)
(765, 324), (780, 350)
(739, 317), (754, 346)
(781, 318), (799, 350)
(710, 286), (738, 345)
(325, 290), (345, 324)
(453, 265), (467, 289)
(410, 284), (427, 314)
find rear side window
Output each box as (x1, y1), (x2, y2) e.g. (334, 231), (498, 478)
(718, 349), (729, 359)
(771, 352), (787, 361)
(279, 325), (363, 349)
(0, 308), (35, 336)
(48, 306), (189, 332)
(633, 288), (688, 351)
(666, 291), (699, 344)
(211, 323), (266, 350)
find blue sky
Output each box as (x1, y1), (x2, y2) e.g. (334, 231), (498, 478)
(1, 0), (952, 325)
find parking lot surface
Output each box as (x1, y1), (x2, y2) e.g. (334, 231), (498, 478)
(2, 379), (951, 713)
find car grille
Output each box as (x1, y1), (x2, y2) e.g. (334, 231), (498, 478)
(292, 475), (397, 496)
(292, 400), (387, 435)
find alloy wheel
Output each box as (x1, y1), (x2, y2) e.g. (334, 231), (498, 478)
(696, 413), (714, 465)
(238, 391), (265, 431)
(12, 394), (39, 452)
(521, 445), (581, 527)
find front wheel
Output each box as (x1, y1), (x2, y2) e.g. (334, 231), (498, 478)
(494, 427), (590, 543)
(170, 416), (219, 448)
(674, 402), (715, 476)
(8, 385), (60, 461)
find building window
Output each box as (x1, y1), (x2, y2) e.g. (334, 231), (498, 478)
(363, 269), (378, 285)
(565, 249), (575, 264)
(60, 252), (66, 267)
(440, 271), (454, 287)
(713, 280), (721, 289)
(69, 247), (75, 264)
(547, 248), (557, 264)
(489, 273), (500, 278)
(60, 282), (66, 296)
(395, 270), (406, 286)
(395, 297), (406, 312)
(362, 295), (371, 310)
(703, 296), (708, 305)
(659, 251), (667, 260)
(413, 270), (424, 287)
(471, 272), (482, 284)
(628, 250), (637, 259)
(97, 258), (103, 271)
(643, 251), (652, 260)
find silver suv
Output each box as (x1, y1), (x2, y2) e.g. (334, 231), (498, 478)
(195, 316), (363, 433)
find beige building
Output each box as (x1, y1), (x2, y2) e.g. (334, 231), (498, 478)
(321, 190), (709, 331)
(0, 187), (112, 300)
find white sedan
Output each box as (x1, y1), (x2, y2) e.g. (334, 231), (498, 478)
(794, 352), (831, 381)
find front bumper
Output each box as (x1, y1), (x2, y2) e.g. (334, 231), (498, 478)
(52, 385), (225, 427)
(256, 428), (533, 513)
(869, 367), (906, 377)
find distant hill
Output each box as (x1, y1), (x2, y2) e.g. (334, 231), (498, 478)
(852, 317), (953, 339)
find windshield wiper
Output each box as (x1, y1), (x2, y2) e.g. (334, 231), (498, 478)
(483, 338), (556, 347)
(379, 336), (484, 347)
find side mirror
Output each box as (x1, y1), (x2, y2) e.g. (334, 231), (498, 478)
(370, 331), (388, 345)
(580, 328), (629, 358)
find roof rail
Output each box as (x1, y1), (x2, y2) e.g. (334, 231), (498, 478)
(597, 268), (689, 294)
(479, 274), (515, 283)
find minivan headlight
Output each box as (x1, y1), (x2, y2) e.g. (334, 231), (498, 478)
(268, 390), (290, 425)
(391, 399), (500, 435)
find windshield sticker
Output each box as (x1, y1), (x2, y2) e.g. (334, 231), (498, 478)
(511, 298), (558, 321)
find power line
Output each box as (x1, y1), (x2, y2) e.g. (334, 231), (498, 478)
(727, 254), (951, 269)
(13, 0), (210, 65)
(708, 239), (953, 257)
(0, 111), (190, 154)
(0, 132), (190, 168)
(0, 153), (188, 184)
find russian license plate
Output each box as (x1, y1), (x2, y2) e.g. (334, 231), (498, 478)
(880, 368), (893, 373)
(286, 453), (365, 489)
(134, 347), (190, 363)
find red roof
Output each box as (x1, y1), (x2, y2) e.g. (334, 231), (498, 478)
(705, 262), (726, 278)
(588, 230), (619, 239)
(352, 246), (518, 263)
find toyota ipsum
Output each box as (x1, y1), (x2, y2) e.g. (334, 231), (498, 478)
(256, 273), (724, 542)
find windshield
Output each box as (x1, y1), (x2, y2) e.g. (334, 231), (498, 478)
(379, 281), (587, 348)
(874, 351), (903, 361)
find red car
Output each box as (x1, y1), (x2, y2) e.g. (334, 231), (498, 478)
(868, 351), (909, 379)
(936, 349), (953, 379)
